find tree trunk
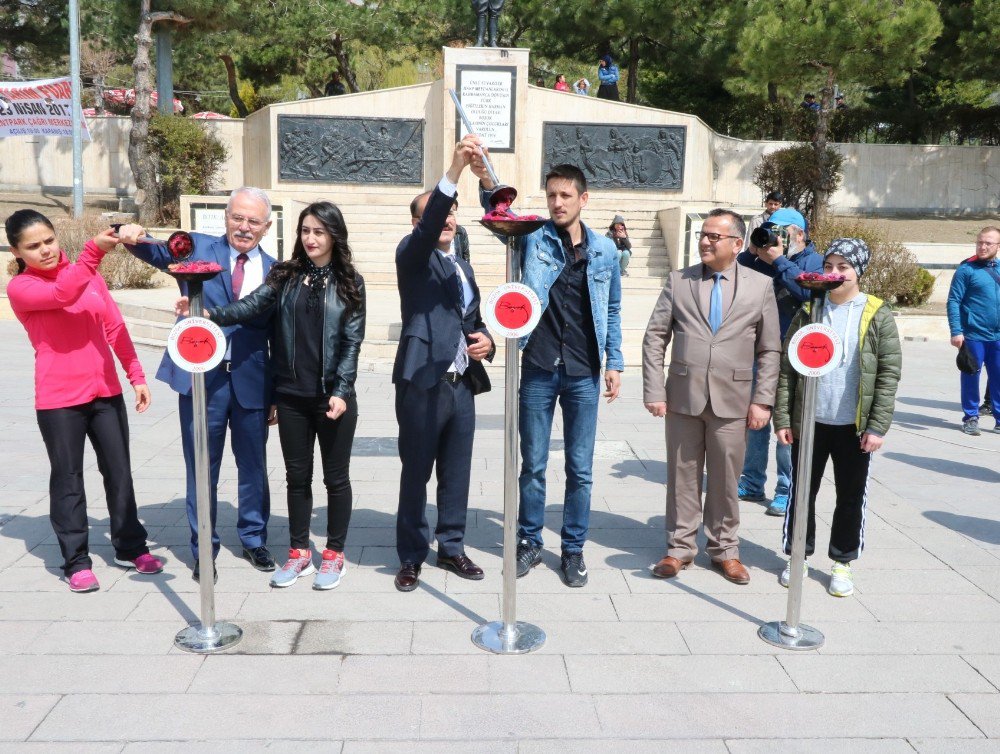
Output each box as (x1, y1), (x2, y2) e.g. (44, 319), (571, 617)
(811, 66), (836, 229)
(128, 0), (158, 224)
(330, 33), (360, 93)
(219, 54), (249, 117)
(767, 81), (781, 140)
(626, 37), (639, 104)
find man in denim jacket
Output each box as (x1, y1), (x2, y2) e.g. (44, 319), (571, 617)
(476, 162), (624, 587)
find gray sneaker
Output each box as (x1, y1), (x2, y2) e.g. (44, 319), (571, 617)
(313, 550), (346, 591)
(963, 417), (981, 436)
(270, 548), (315, 588)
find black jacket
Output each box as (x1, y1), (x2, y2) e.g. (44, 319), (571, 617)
(393, 186), (494, 395)
(209, 273), (366, 400)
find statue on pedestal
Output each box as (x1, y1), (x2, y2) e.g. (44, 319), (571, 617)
(472, 0), (505, 47)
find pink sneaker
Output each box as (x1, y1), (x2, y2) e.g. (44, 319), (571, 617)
(115, 553), (164, 574)
(68, 569), (100, 593)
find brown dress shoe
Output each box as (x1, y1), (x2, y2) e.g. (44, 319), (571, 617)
(713, 558), (750, 585)
(394, 562), (422, 592)
(436, 553), (485, 580)
(651, 555), (692, 579)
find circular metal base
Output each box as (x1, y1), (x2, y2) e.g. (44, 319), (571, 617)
(472, 621), (546, 654)
(174, 621), (243, 654)
(758, 620), (825, 650)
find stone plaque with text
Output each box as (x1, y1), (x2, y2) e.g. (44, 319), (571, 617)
(278, 115), (423, 184)
(455, 65), (516, 153)
(542, 123), (686, 190)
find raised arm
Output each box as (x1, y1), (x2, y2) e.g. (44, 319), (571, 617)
(7, 235), (111, 313)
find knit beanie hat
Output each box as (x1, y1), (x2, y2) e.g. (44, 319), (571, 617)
(824, 237), (871, 278)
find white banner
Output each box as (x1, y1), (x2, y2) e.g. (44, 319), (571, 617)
(0, 77), (91, 139)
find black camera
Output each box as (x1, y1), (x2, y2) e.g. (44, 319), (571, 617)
(749, 223), (789, 250)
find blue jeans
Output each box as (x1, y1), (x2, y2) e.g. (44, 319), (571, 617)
(518, 364), (600, 553)
(960, 339), (1000, 420)
(739, 420), (791, 498)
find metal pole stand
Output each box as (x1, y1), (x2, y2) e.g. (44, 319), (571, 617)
(173, 280), (243, 653)
(472, 233), (545, 654)
(759, 286), (834, 651)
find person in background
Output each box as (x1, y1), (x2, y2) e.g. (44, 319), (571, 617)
(573, 78), (590, 96)
(5, 210), (163, 592)
(554, 74), (570, 92)
(324, 72), (346, 97)
(735, 207), (823, 517)
(947, 226), (1000, 436)
(744, 191), (784, 246)
(800, 93), (820, 112)
(597, 55), (620, 101)
(535, 77), (545, 87)
(606, 214), (632, 277)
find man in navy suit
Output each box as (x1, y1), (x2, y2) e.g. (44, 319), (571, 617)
(120, 187), (277, 580)
(392, 135), (495, 592)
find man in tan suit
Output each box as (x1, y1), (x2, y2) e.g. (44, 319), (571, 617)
(642, 208), (780, 584)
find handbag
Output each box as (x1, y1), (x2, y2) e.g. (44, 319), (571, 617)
(956, 342), (979, 375)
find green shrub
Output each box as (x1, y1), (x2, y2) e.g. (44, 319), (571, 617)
(149, 114), (228, 225)
(810, 218), (919, 306)
(753, 144), (844, 221)
(896, 267), (936, 307)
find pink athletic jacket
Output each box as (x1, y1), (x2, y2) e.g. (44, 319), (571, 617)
(7, 240), (146, 410)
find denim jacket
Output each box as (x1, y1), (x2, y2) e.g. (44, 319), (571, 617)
(480, 189), (624, 371)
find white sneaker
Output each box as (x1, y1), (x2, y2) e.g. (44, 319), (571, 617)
(779, 559), (808, 588)
(270, 548), (315, 588)
(828, 562), (854, 597)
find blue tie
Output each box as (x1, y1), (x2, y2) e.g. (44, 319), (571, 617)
(709, 272), (723, 334)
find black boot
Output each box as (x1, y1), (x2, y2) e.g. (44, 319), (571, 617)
(488, 14), (499, 47)
(475, 14), (486, 47)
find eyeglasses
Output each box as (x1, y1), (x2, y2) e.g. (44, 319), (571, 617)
(227, 213), (267, 229)
(696, 231), (741, 243)
(976, 240), (999, 248)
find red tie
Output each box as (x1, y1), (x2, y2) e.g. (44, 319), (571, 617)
(232, 253), (248, 299)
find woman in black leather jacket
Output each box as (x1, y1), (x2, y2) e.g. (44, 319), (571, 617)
(190, 201), (365, 591)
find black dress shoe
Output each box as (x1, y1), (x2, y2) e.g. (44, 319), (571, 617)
(394, 562), (421, 592)
(436, 553), (485, 580)
(192, 561), (218, 584)
(242, 545), (276, 572)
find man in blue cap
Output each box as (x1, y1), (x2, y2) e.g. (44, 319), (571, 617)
(736, 207), (823, 516)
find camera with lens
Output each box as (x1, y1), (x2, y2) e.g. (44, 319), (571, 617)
(749, 222), (790, 251)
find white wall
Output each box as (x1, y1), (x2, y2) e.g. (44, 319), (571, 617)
(0, 116), (244, 196)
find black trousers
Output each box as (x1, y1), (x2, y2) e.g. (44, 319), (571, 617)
(276, 393), (358, 552)
(395, 376), (475, 564)
(783, 422), (871, 563)
(36, 394), (149, 576)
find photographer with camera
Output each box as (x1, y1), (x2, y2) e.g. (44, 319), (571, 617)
(736, 207), (823, 517)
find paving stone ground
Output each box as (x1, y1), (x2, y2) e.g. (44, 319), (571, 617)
(1, 320), (999, 751)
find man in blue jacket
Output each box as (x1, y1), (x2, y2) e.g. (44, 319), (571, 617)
(475, 161), (623, 588)
(121, 187), (277, 581)
(735, 207), (823, 516)
(947, 226), (1000, 436)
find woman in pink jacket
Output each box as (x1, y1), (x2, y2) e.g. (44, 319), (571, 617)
(5, 210), (162, 592)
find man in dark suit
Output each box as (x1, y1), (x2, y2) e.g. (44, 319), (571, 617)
(119, 187), (277, 580)
(393, 135), (495, 591)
